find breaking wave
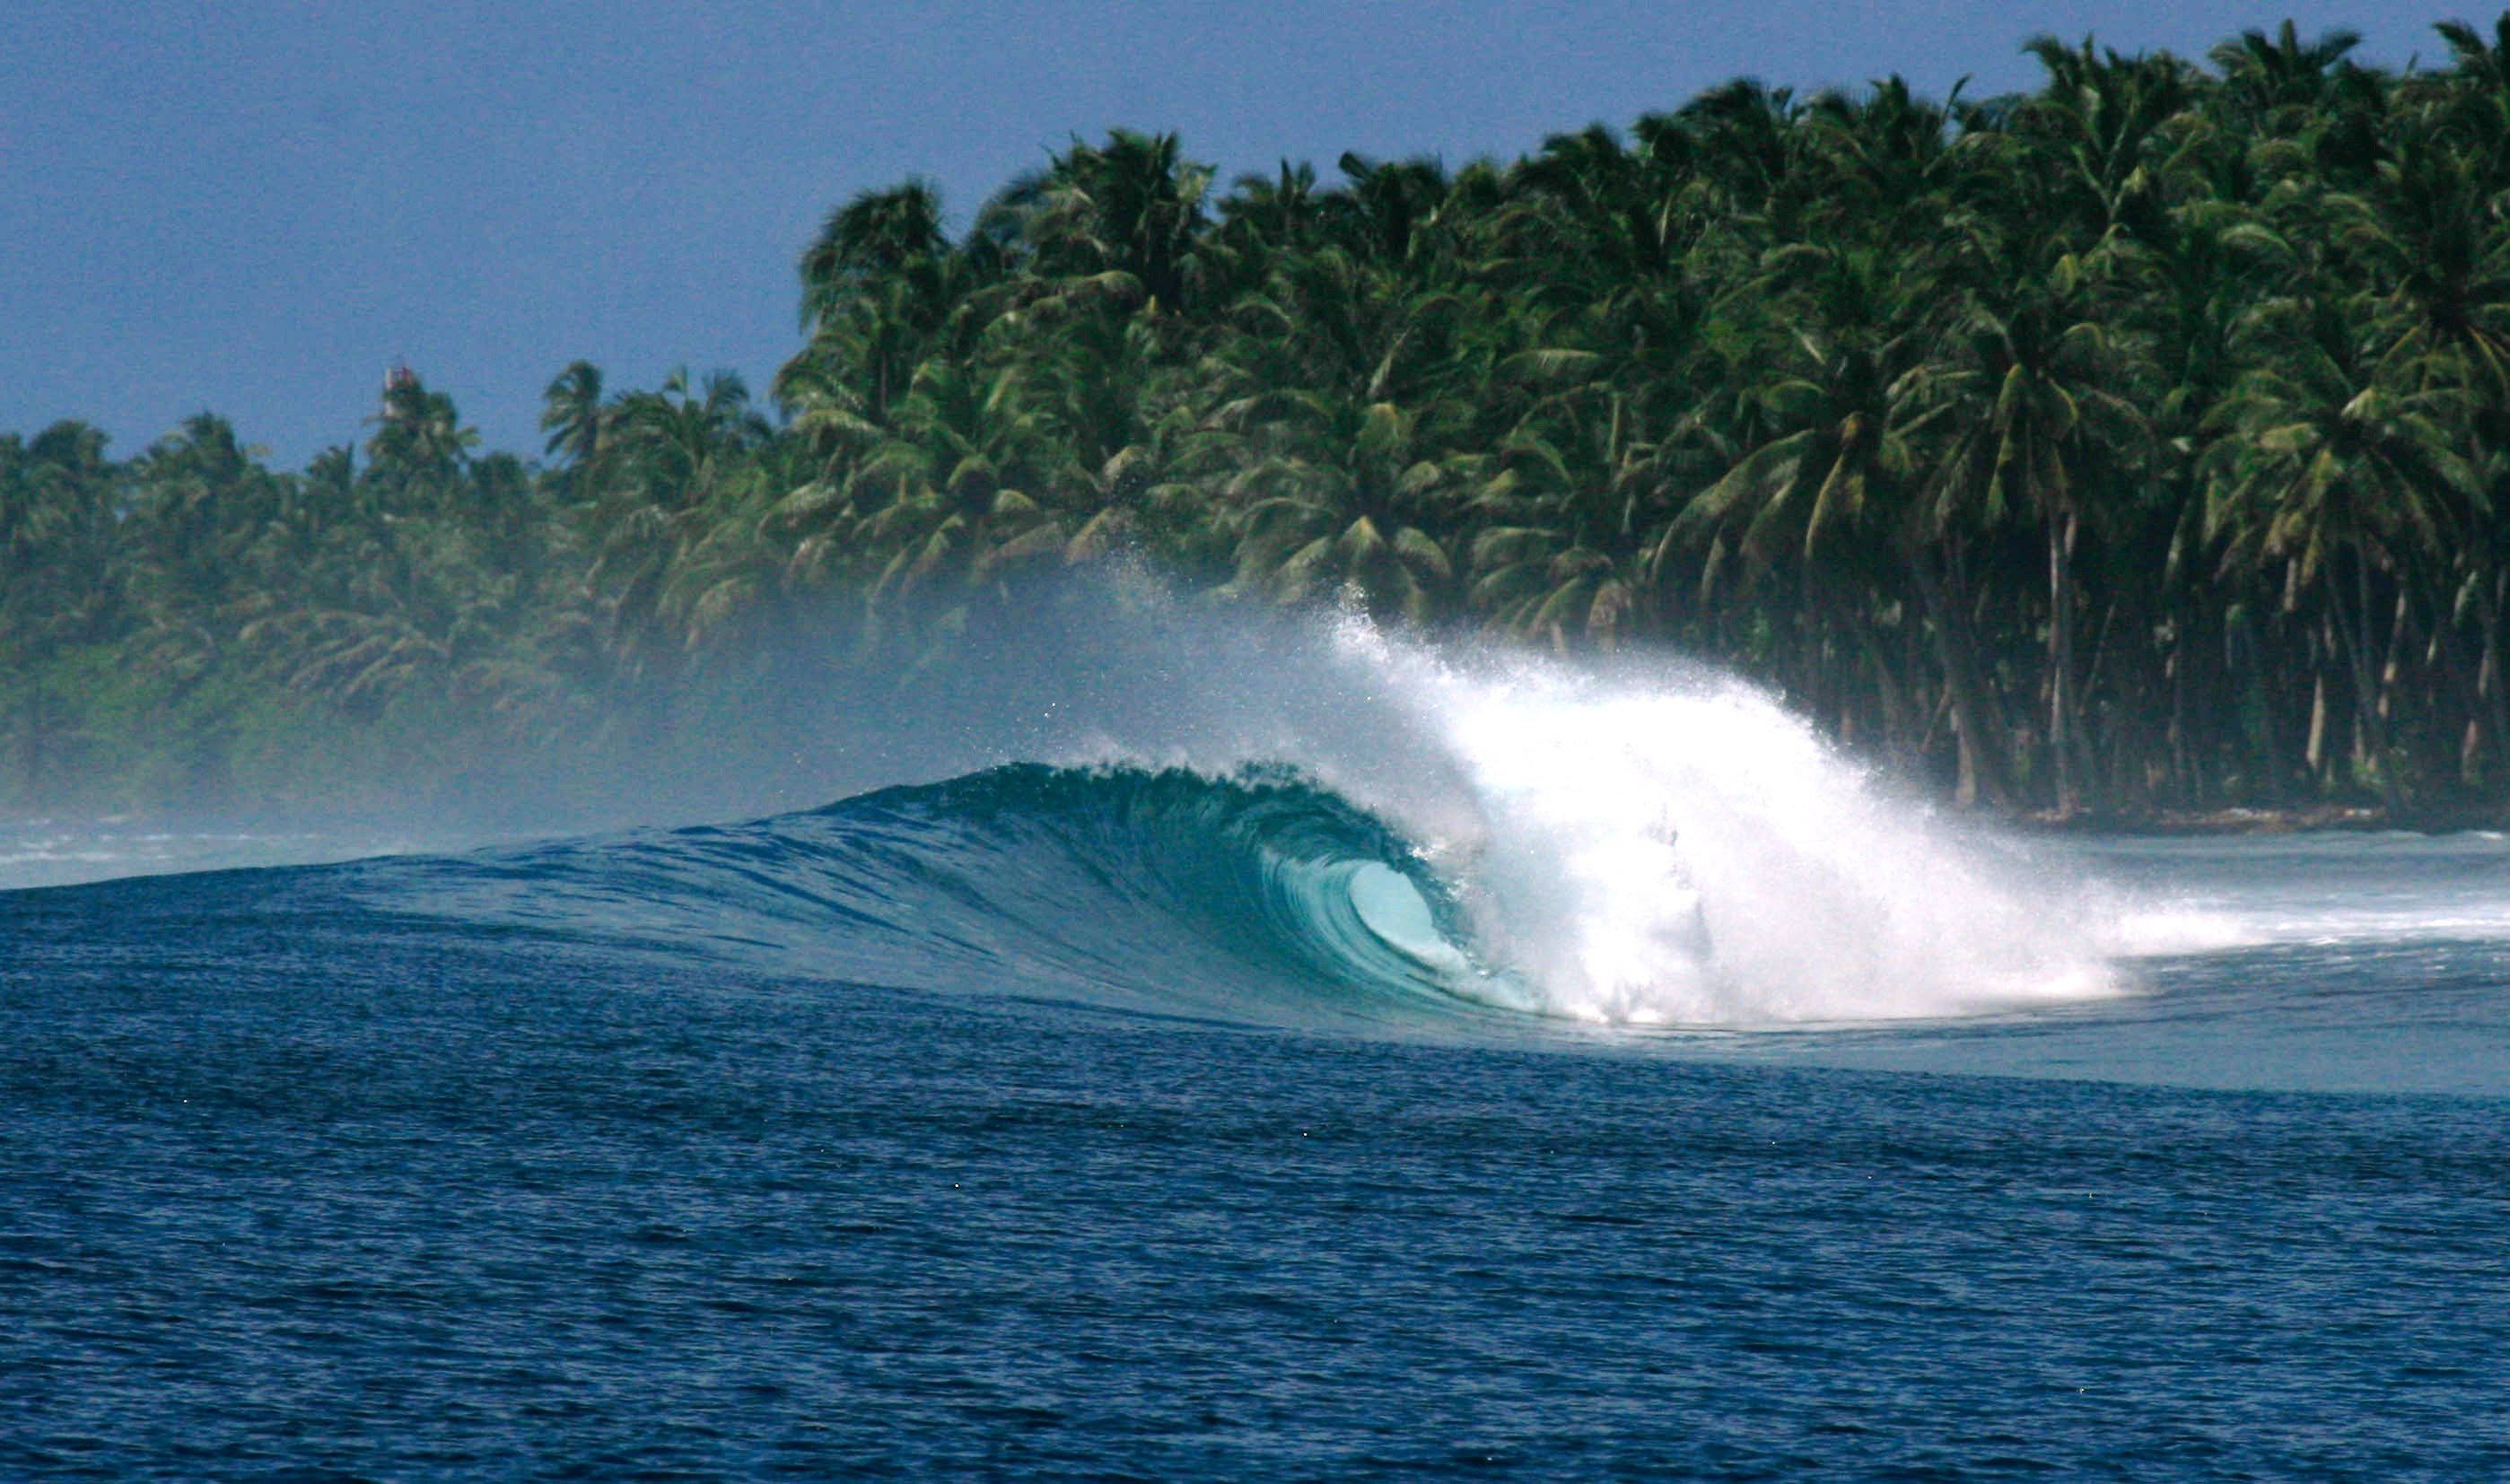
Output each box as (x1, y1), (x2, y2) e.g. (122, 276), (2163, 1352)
(380, 615), (2121, 1030)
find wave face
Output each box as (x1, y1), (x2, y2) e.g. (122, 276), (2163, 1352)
(402, 764), (1502, 1030)
(384, 611), (2117, 1030)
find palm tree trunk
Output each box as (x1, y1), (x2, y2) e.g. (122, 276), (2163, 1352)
(2480, 572), (2510, 790)
(2378, 586), (2412, 729)
(2047, 511), (2082, 817)
(1907, 540), (2014, 810)
(2169, 596), (2203, 807)
(1852, 624), (1913, 773)
(2237, 605), (2291, 807)
(2431, 608), (2487, 791)
(2331, 546), (2406, 817)
(2306, 669), (2330, 785)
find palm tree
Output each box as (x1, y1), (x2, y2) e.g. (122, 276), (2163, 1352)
(1021, 130), (1213, 314)
(540, 360), (608, 467)
(2208, 20), (2366, 138)
(1325, 153), (1454, 268)
(0, 422), (123, 788)
(2207, 297), (2475, 813)
(799, 179), (950, 310)
(1216, 396), (1461, 624)
(364, 371), (478, 496)
(2345, 121), (2510, 402)
(1463, 393), (1656, 650)
(851, 358), (1070, 616)
(783, 180), (965, 432)
(1906, 184), (2148, 814)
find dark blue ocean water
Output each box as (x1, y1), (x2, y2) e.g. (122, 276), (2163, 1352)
(4, 768), (2508, 1477)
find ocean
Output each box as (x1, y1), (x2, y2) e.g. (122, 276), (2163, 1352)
(4, 616), (2507, 1477)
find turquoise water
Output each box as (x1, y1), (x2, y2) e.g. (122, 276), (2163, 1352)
(4, 763), (2508, 1476)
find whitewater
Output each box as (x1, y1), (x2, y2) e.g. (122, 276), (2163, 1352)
(1298, 617), (2123, 1025)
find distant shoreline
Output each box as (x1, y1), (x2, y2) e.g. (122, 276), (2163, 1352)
(2009, 803), (2505, 836)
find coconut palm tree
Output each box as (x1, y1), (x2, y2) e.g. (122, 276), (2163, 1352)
(540, 361), (608, 468)
(2207, 297), (2475, 813)
(1019, 130), (1213, 314)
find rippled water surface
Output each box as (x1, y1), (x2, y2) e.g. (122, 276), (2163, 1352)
(4, 773), (2508, 1477)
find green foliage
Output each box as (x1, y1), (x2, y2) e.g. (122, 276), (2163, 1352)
(11, 17), (2510, 820)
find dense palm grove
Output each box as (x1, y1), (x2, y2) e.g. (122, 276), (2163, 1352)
(7, 18), (2510, 819)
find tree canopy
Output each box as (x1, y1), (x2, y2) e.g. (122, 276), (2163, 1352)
(9, 16), (2510, 822)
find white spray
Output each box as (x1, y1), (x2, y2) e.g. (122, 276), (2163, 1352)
(1302, 618), (2121, 1025)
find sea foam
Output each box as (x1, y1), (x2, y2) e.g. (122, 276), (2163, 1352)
(1301, 618), (2122, 1025)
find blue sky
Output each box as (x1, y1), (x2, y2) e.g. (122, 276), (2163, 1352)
(0, 1), (2453, 467)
